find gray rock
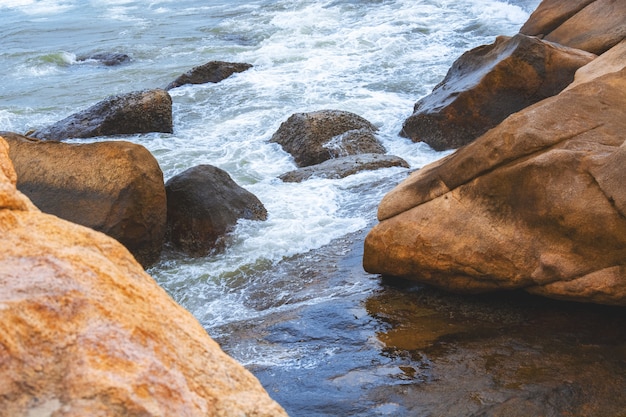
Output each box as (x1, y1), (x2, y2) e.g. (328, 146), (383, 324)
(32, 89), (173, 141)
(165, 165), (267, 256)
(165, 61), (252, 90)
(279, 153), (409, 183)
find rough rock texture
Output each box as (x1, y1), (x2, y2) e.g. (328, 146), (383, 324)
(0, 135), (288, 417)
(3, 132), (166, 268)
(166, 61), (253, 90)
(400, 34), (595, 151)
(520, 0), (595, 36)
(364, 68), (626, 306)
(541, 0), (626, 55)
(279, 153), (409, 183)
(166, 165), (267, 256)
(31, 89), (173, 141)
(566, 39), (626, 90)
(270, 110), (385, 167)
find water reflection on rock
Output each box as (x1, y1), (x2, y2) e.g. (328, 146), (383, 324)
(209, 228), (626, 416)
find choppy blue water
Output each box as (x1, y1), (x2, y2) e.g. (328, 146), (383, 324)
(1, 1), (539, 414)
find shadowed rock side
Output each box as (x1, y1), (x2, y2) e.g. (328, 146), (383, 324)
(166, 164), (267, 256)
(270, 110), (385, 167)
(31, 89), (173, 141)
(364, 68), (626, 306)
(522, 0), (626, 55)
(3, 132), (166, 268)
(279, 153), (409, 183)
(400, 34), (595, 151)
(165, 61), (253, 90)
(0, 136), (288, 417)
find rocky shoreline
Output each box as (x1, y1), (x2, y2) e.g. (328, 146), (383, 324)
(1, 0), (625, 415)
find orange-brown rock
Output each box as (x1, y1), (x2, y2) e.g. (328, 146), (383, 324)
(566, 39), (626, 90)
(522, 0), (626, 55)
(520, 0), (595, 37)
(0, 135), (288, 417)
(3, 132), (166, 268)
(364, 68), (626, 306)
(400, 34), (594, 151)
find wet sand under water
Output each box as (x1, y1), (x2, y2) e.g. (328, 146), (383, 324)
(211, 227), (626, 417)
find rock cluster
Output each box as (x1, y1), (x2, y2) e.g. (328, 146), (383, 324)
(0, 135), (288, 417)
(364, 0), (626, 305)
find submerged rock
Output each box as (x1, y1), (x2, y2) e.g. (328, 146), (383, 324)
(279, 153), (409, 183)
(78, 52), (131, 66)
(165, 60), (252, 90)
(166, 164), (267, 256)
(31, 89), (173, 141)
(400, 33), (595, 150)
(0, 135), (288, 417)
(270, 109), (385, 167)
(3, 132), (166, 268)
(364, 68), (626, 306)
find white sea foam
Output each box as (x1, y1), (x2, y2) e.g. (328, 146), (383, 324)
(1, 0), (538, 332)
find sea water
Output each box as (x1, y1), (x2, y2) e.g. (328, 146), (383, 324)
(0, 1), (540, 415)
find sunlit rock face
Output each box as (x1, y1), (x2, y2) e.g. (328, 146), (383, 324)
(521, 0), (626, 55)
(364, 68), (626, 306)
(0, 135), (288, 417)
(3, 132), (166, 268)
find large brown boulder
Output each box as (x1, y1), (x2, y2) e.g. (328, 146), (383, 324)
(270, 110), (385, 167)
(0, 135), (288, 417)
(166, 164), (267, 256)
(524, 0), (626, 55)
(364, 68), (626, 306)
(165, 60), (253, 90)
(400, 34), (595, 151)
(31, 89), (173, 141)
(3, 132), (166, 268)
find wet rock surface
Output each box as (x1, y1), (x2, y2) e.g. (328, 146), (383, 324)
(400, 33), (594, 150)
(201, 225), (626, 417)
(279, 153), (409, 183)
(31, 89), (173, 141)
(165, 164), (267, 256)
(270, 110), (385, 167)
(165, 60), (253, 90)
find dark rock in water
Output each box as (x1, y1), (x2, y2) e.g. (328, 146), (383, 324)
(400, 34), (595, 151)
(165, 164), (267, 256)
(165, 61), (253, 90)
(31, 89), (173, 141)
(3, 131), (166, 268)
(279, 153), (409, 183)
(78, 52), (131, 66)
(270, 110), (385, 168)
